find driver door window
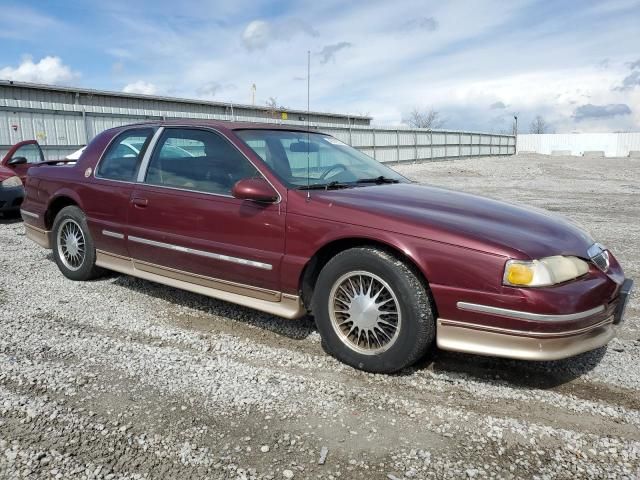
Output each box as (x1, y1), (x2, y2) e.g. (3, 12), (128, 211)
(11, 143), (44, 164)
(144, 128), (259, 195)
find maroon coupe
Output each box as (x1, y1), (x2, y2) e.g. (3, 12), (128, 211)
(20, 120), (633, 373)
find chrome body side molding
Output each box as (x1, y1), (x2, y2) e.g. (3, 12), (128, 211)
(102, 230), (125, 239)
(128, 235), (273, 271)
(457, 301), (604, 322)
(20, 209), (39, 219)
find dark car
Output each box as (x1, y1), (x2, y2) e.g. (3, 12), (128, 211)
(0, 164), (24, 216)
(20, 120), (633, 373)
(0, 140), (46, 216)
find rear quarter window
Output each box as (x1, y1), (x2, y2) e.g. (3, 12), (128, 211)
(96, 128), (154, 182)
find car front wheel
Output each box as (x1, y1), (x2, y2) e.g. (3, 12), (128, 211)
(312, 247), (436, 373)
(52, 205), (102, 281)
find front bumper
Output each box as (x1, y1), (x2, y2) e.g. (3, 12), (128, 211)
(437, 316), (615, 361)
(0, 185), (24, 213)
(436, 278), (633, 361)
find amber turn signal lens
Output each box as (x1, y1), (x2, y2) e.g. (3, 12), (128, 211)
(506, 263), (534, 285)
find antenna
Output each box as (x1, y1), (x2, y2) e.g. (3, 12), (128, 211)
(306, 49), (311, 198)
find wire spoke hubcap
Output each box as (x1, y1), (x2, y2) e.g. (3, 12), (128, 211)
(57, 219), (86, 271)
(329, 271), (401, 355)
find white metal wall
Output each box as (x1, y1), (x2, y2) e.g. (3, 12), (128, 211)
(0, 83), (515, 163)
(517, 133), (640, 157)
(0, 121), (516, 163)
(323, 127), (514, 163)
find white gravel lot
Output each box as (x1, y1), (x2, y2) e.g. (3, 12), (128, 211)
(0, 153), (638, 479)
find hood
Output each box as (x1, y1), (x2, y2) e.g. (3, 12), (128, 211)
(304, 183), (594, 259)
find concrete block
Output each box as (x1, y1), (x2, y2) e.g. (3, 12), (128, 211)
(628, 151), (640, 158)
(551, 150), (572, 156)
(582, 151), (605, 157)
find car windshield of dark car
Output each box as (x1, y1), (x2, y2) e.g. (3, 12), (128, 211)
(235, 130), (407, 188)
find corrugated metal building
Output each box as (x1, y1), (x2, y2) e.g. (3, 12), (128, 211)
(0, 80), (371, 158)
(0, 81), (516, 162)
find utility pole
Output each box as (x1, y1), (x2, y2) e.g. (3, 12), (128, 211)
(251, 83), (256, 105)
(513, 115), (518, 154)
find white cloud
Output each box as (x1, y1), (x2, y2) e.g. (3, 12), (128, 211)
(122, 81), (158, 95)
(242, 20), (272, 50)
(242, 18), (318, 50)
(61, 0), (640, 132)
(0, 56), (78, 85)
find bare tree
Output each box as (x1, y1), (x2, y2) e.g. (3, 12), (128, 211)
(403, 108), (445, 129)
(529, 115), (550, 134)
(265, 97), (289, 119)
(266, 97), (279, 119)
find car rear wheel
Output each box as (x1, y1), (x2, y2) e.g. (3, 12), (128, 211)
(52, 206), (103, 281)
(312, 247), (436, 373)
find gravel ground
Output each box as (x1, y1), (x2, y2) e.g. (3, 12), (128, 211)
(1, 153), (639, 479)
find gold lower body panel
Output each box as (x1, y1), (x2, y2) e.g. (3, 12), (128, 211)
(436, 317), (615, 361)
(25, 224), (51, 249)
(95, 250), (305, 319)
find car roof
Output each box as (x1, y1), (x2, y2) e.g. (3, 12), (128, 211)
(122, 119), (323, 134)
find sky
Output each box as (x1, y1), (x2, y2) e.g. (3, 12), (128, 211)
(1, 0), (639, 133)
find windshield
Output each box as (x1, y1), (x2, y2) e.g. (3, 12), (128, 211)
(235, 130), (407, 188)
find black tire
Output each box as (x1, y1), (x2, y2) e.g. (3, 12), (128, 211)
(52, 205), (103, 281)
(312, 247), (436, 373)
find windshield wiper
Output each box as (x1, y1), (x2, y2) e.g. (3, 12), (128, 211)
(355, 176), (400, 184)
(297, 181), (351, 191)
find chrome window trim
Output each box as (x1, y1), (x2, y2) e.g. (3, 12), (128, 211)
(135, 125), (283, 204)
(93, 126), (158, 184)
(127, 235), (273, 271)
(456, 301), (605, 322)
(20, 209), (39, 219)
(131, 182), (236, 199)
(136, 127), (165, 182)
(102, 230), (124, 239)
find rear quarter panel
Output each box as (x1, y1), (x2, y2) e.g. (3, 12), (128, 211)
(21, 129), (117, 231)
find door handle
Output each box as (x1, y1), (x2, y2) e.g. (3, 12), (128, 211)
(131, 197), (148, 208)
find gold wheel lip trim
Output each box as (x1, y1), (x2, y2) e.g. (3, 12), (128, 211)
(438, 315), (614, 339)
(94, 250), (305, 319)
(436, 317), (616, 361)
(133, 257), (281, 300)
(24, 223), (51, 249)
(457, 301), (605, 322)
(127, 235), (273, 271)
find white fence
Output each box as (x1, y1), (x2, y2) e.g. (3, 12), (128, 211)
(517, 133), (640, 157)
(0, 120), (515, 164)
(1, 82), (516, 163)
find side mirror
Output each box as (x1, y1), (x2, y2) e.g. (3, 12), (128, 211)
(232, 178), (279, 203)
(8, 156), (28, 166)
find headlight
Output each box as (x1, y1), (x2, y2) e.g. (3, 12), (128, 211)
(1, 176), (22, 188)
(503, 256), (589, 287)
